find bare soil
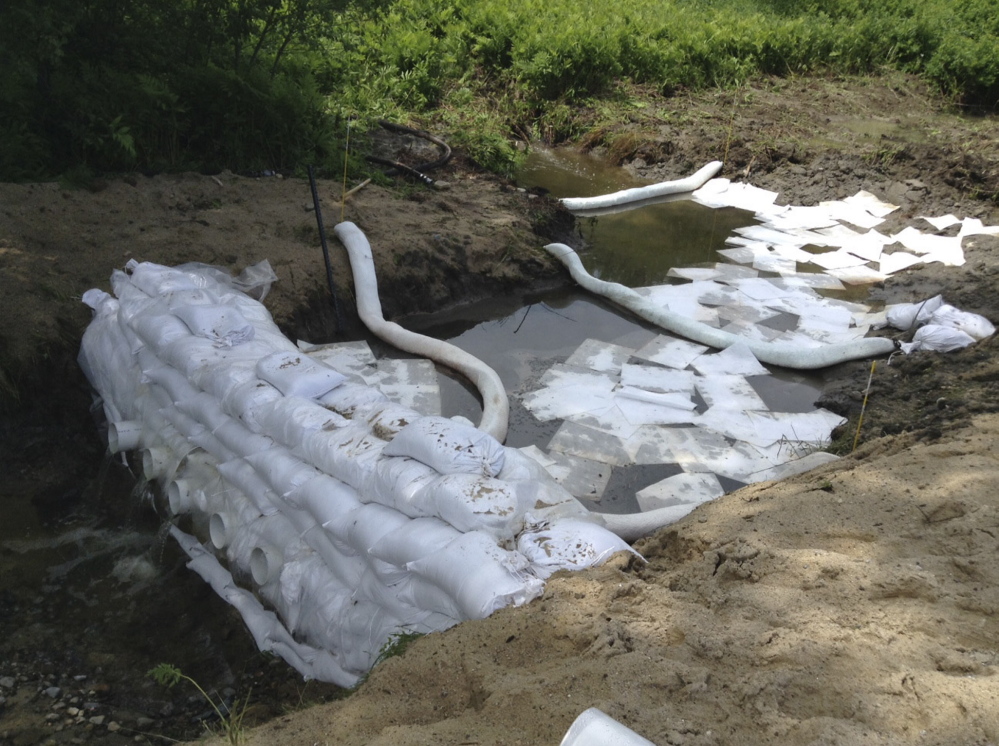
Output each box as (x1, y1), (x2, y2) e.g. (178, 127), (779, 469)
(1, 73), (998, 746)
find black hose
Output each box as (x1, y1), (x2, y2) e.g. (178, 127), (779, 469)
(377, 120), (453, 173)
(365, 155), (435, 186)
(307, 165), (343, 333)
(366, 120), (453, 185)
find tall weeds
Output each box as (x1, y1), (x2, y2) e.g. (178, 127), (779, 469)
(1, 0), (996, 181)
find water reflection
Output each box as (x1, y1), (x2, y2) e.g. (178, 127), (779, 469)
(407, 146), (829, 464)
(518, 147), (757, 287)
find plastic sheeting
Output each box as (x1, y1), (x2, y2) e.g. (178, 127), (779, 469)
(79, 260), (635, 685)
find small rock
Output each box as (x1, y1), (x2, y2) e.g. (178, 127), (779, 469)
(44, 686), (62, 698)
(89, 715), (105, 726)
(107, 721), (122, 732)
(0, 677), (14, 689)
(66, 707), (81, 717)
(135, 717), (155, 729)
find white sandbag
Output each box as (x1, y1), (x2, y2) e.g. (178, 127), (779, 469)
(276, 551), (361, 636)
(886, 294), (944, 330)
(255, 350), (346, 399)
(382, 416), (505, 477)
(286, 474), (364, 536)
(255, 397), (349, 450)
(142, 360), (197, 404)
(79, 298), (143, 424)
(173, 304), (255, 347)
(367, 456), (439, 515)
(393, 572), (465, 622)
(172, 391), (230, 434)
(221, 378), (283, 430)
(929, 304), (995, 341)
(245, 448), (322, 499)
(368, 517), (464, 568)
(354, 567), (429, 615)
(126, 260), (202, 296)
(160, 335), (218, 377)
(518, 519), (640, 580)
(407, 473), (528, 538)
(319, 382), (390, 416)
(302, 425), (386, 492)
(217, 458), (281, 516)
(900, 324), (977, 353)
(343, 503), (411, 557)
(299, 524), (368, 588)
(497, 450), (591, 516)
(363, 401), (423, 439)
(158, 403), (235, 463)
(406, 531), (543, 620)
(211, 417), (275, 458)
(132, 312), (193, 351)
(276, 555), (345, 633)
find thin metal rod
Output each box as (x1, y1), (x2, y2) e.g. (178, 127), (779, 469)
(307, 165), (343, 333)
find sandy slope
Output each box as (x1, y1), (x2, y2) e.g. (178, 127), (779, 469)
(221, 414), (999, 746)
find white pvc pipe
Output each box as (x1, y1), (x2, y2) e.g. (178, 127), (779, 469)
(209, 512), (232, 549)
(559, 161), (723, 212)
(250, 544), (284, 585)
(142, 446), (175, 480)
(167, 478), (196, 514)
(334, 221), (510, 442)
(544, 242), (898, 370)
(108, 420), (143, 453)
(560, 708), (658, 746)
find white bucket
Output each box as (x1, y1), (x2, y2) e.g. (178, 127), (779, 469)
(560, 708), (658, 746)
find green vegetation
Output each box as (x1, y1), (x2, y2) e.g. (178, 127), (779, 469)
(149, 663), (251, 745)
(2, 0), (998, 180)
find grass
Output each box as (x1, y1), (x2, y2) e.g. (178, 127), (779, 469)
(148, 663), (251, 746)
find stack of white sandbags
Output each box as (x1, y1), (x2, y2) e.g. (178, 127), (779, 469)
(79, 260), (635, 686)
(884, 294), (995, 353)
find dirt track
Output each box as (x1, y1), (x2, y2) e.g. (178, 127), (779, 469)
(1, 73), (998, 746)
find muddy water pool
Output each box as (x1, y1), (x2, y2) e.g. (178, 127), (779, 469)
(406, 147), (833, 510)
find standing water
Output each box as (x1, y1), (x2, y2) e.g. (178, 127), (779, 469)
(405, 147), (830, 511)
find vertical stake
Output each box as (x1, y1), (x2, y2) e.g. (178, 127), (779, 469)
(307, 165), (342, 334)
(852, 360), (877, 453)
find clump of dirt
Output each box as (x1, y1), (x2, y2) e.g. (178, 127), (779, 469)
(1, 73), (998, 746)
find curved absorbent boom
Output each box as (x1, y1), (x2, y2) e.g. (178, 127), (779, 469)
(544, 243), (898, 370)
(559, 161), (724, 212)
(334, 221), (510, 442)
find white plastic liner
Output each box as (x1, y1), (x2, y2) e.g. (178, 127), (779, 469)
(79, 260), (635, 686)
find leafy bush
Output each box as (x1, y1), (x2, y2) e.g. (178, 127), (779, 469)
(2, 0), (998, 181)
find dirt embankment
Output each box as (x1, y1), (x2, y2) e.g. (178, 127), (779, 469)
(1, 73), (998, 746)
